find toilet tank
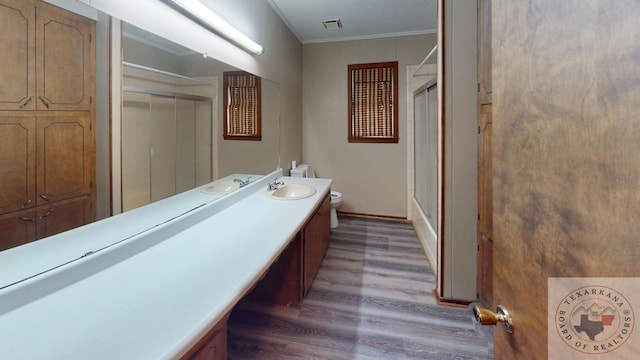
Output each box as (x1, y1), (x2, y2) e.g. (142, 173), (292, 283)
(290, 164), (309, 177)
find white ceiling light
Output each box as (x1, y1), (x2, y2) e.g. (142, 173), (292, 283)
(160, 0), (264, 55)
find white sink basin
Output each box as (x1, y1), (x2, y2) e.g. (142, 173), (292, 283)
(268, 184), (316, 200)
(201, 180), (240, 195)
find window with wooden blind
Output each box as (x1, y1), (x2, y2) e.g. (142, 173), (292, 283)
(348, 61), (399, 143)
(223, 71), (261, 141)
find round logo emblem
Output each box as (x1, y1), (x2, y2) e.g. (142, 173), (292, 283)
(555, 285), (635, 354)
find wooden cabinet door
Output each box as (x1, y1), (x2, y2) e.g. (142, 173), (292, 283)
(302, 193), (331, 296)
(0, 209), (37, 251)
(36, 114), (92, 205)
(0, 116), (36, 215)
(0, 0), (36, 111)
(36, 196), (91, 239)
(35, 1), (94, 111)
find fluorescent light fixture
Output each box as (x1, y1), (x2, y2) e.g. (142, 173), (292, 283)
(160, 0), (264, 55)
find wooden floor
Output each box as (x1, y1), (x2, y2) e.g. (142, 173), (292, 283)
(228, 216), (493, 359)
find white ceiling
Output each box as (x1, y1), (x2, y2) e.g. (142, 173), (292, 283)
(267, 0), (437, 44)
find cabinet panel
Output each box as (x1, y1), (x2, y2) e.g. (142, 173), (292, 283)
(35, 1), (94, 111)
(182, 313), (229, 360)
(302, 193), (331, 296)
(0, 209), (37, 251)
(0, 0), (36, 111)
(36, 114), (92, 205)
(36, 196), (92, 239)
(248, 234), (303, 305)
(0, 116), (36, 214)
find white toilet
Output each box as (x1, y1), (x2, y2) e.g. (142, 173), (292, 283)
(290, 164), (343, 228)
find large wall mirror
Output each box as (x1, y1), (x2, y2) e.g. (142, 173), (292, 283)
(0, 0), (281, 289)
(119, 22), (280, 211)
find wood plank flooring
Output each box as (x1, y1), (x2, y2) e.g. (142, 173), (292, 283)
(228, 216), (493, 359)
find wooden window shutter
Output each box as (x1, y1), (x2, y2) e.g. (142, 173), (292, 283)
(348, 61), (399, 143)
(223, 71), (261, 141)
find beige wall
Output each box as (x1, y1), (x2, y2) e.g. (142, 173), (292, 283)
(302, 34), (436, 218)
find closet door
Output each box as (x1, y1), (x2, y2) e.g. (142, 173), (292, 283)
(0, 116), (36, 214)
(195, 100), (212, 186)
(0, 210), (37, 251)
(175, 98), (196, 193)
(36, 114), (92, 205)
(36, 196), (91, 239)
(35, 1), (94, 111)
(122, 92), (151, 211)
(0, 0), (36, 111)
(150, 95), (176, 202)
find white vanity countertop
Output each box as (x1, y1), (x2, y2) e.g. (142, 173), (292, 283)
(0, 172), (332, 359)
(0, 173), (257, 289)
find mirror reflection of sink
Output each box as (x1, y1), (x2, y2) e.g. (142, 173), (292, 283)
(268, 184), (316, 200)
(201, 180), (240, 195)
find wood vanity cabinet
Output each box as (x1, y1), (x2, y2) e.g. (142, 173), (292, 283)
(0, 0), (96, 250)
(182, 313), (230, 360)
(248, 192), (331, 304)
(302, 193), (331, 296)
(193, 192), (330, 359)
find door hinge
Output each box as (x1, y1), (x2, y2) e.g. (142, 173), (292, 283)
(478, 125), (481, 134)
(477, 82), (480, 92)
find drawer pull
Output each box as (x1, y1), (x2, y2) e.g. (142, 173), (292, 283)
(18, 216), (34, 223)
(40, 194), (50, 202)
(39, 209), (54, 219)
(21, 198), (32, 208)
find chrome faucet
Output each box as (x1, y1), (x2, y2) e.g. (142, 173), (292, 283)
(267, 178), (284, 191)
(233, 177), (252, 187)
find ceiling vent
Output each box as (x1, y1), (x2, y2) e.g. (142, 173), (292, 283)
(322, 18), (342, 30)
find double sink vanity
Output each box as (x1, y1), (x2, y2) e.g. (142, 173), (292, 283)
(0, 169), (332, 359)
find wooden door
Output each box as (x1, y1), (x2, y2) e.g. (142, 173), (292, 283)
(36, 196), (91, 239)
(476, 0), (493, 307)
(491, 1), (640, 358)
(36, 114), (92, 205)
(0, 116), (36, 215)
(35, 1), (94, 111)
(477, 112), (492, 306)
(0, 210), (37, 251)
(0, 0), (36, 111)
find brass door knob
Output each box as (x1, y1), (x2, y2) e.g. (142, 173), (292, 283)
(472, 304), (514, 334)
